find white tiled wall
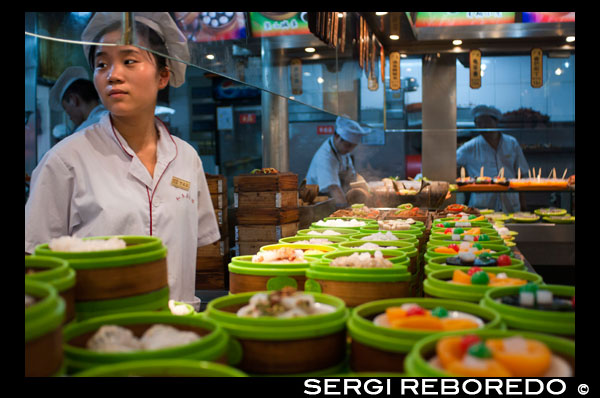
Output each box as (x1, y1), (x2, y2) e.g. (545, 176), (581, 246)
(456, 54), (575, 121)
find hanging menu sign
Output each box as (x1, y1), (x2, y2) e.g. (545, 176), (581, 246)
(531, 48), (543, 88)
(469, 49), (482, 89)
(390, 52), (401, 91)
(290, 58), (303, 95)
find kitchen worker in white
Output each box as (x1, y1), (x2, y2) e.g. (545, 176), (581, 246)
(456, 105), (530, 212)
(49, 66), (107, 139)
(306, 116), (372, 207)
(25, 12), (220, 310)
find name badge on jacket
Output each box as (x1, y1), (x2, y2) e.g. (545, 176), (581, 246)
(171, 176), (190, 191)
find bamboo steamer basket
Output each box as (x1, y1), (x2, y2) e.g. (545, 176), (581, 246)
(481, 284), (575, 338)
(424, 242), (510, 264)
(297, 227), (363, 237)
(34, 236), (169, 321)
(360, 224), (425, 253)
(228, 255), (317, 293)
(347, 297), (502, 373)
(338, 240), (419, 275)
(259, 243), (338, 260)
(425, 253), (525, 276)
(62, 311), (229, 375)
(279, 235), (349, 249)
(25, 279), (66, 377)
(404, 329), (575, 377)
(25, 255), (76, 324)
(204, 291), (349, 375)
(305, 250), (411, 307)
(423, 268), (543, 303)
(74, 359), (247, 377)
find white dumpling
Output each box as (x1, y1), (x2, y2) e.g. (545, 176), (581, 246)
(87, 325), (142, 353)
(140, 324), (200, 351)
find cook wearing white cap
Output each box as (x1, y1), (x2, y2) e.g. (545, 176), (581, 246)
(306, 116), (372, 206)
(26, 12), (219, 310)
(456, 105), (530, 212)
(48, 66), (107, 135)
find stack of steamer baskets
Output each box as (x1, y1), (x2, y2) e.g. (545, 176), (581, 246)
(26, 235), (244, 377)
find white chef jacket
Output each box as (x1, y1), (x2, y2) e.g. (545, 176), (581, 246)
(74, 104), (108, 133)
(25, 113), (221, 306)
(306, 136), (357, 193)
(457, 134), (530, 213)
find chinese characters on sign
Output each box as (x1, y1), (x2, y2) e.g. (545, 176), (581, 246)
(390, 52), (401, 91)
(290, 58), (303, 95)
(469, 49), (482, 89)
(317, 125), (335, 135)
(531, 48), (543, 88)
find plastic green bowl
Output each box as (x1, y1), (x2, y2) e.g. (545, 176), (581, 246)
(204, 291), (349, 375)
(228, 255), (316, 292)
(26, 255), (76, 323)
(427, 233), (504, 245)
(62, 311), (229, 375)
(259, 243), (338, 260)
(431, 226), (499, 237)
(423, 268), (543, 303)
(25, 279), (66, 377)
(306, 260), (411, 283)
(74, 359), (248, 377)
(347, 232), (419, 247)
(431, 220), (492, 229)
(337, 240), (419, 274)
(321, 249), (409, 267)
(279, 235), (349, 249)
(425, 253), (525, 275)
(33, 235), (164, 260)
(404, 328), (575, 377)
(425, 242), (510, 263)
(480, 284), (574, 337)
(360, 224), (424, 240)
(347, 298), (502, 373)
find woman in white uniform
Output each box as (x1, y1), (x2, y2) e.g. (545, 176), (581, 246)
(24, 12), (220, 310)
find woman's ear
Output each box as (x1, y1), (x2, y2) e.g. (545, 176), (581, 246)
(158, 67), (170, 89)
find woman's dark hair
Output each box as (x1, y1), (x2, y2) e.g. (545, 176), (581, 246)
(87, 21), (168, 74)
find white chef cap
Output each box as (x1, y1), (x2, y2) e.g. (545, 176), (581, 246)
(335, 116), (372, 144)
(48, 66), (90, 111)
(472, 105), (502, 121)
(81, 12), (190, 88)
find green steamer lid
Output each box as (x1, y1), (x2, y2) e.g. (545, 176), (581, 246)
(25, 255), (76, 293)
(279, 235), (349, 249)
(73, 359), (248, 377)
(259, 243), (338, 260)
(432, 220), (493, 229)
(427, 233), (504, 245)
(347, 232), (419, 247)
(423, 268), (543, 303)
(404, 328), (575, 377)
(33, 235), (164, 261)
(63, 311), (229, 374)
(348, 298), (502, 354)
(481, 284), (575, 337)
(338, 240), (418, 259)
(425, 253), (525, 276)
(425, 242), (511, 263)
(25, 279), (65, 342)
(297, 227), (362, 237)
(229, 255), (315, 275)
(204, 291), (349, 341)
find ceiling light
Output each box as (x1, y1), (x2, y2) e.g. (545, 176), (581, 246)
(565, 36), (575, 43)
(555, 68), (563, 76)
(338, 13), (344, 18)
(206, 54), (215, 60)
(375, 12), (388, 16)
(317, 77), (324, 84)
(389, 34), (400, 40)
(400, 54), (407, 58)
(305, 47), (316, 53)
(452, 39), (462, 46)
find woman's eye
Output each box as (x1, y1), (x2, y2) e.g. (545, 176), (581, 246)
(124, 59), (137, 65)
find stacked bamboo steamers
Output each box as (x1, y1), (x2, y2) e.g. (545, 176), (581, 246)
(26, 199), (574, 377)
